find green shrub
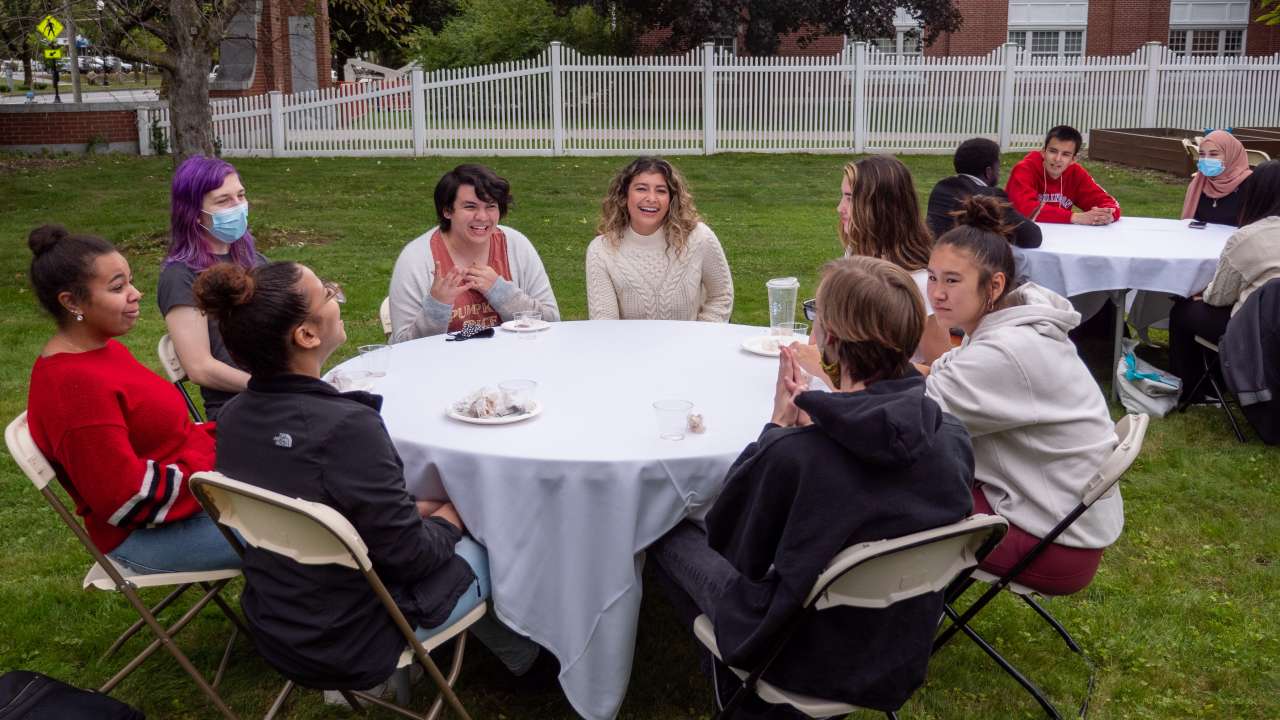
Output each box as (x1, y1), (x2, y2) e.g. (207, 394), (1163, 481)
(34, 82), (47, 90)
(403, 0), (629, 70)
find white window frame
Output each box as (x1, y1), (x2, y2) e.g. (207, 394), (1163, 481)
(1167, 27), (1247, 57)
(1007, 28), (1087, 61)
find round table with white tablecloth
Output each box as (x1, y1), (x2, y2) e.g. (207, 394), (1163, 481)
(333, 320), (782, 720)
(1020, 216), (1233, 397)
(1021, 216), (1232, 299)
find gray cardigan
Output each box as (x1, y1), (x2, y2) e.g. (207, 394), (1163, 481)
(388, 225), (560, 342)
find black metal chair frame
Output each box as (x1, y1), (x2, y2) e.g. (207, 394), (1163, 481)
(1176, 335), (1246, 442)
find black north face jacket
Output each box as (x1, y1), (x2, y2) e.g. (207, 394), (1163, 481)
(214, 374), (474, 689)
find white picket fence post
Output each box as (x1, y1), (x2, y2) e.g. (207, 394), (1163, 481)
(702, 42), (717, 154)
(998, 43), (1018, 152)
(1141, 41), (1162, 128)
(550, 42), (565, 156)
(268, 91), (285, 157)
(853, 41), (867, 153)
(411, 68), (427, 156)
(136, 109), (151, 156)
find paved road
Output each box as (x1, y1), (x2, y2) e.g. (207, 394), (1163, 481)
(0, 89), (159, 105)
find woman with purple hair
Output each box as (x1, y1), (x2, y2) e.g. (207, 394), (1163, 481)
(158, 155), (267, 419)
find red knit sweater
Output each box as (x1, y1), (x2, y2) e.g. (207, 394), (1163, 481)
(27, 339), (216, 553)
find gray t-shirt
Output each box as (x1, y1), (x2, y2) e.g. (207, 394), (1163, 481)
(157, 252), (267, 419)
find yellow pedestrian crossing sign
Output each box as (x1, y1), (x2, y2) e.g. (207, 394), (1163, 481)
(44, 48), (63, 60)
(37, 15), (64, 42)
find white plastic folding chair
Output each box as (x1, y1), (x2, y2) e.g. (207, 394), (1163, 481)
(693, 514), (1009, 720)
(158, 334), (204, 421)
(5, 412), (245, 719)
(380, 297), (393, 340)
(935, 414), (1150, 720)
(190, 470), (484, 720)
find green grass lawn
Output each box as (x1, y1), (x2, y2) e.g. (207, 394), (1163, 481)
(0, 152), (1276, 719)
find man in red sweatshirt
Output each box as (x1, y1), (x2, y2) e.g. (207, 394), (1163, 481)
(1007, 125), (1122, 225)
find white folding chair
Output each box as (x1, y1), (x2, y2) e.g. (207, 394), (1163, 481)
(935, 414), (1150, 720)
(5, 412), (244, 719)
(694, 514), (1009, 720)
(158, 334), (204, 421)
(190, 470), (484, 720)
(380, 296), (393, 340)
(1245, 148), (1271, 167)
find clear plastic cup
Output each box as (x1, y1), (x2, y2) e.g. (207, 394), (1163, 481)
(514, 310), (543, 340)
(499, 379), (538, 409)
(766, 277), (800, 330)
(769, 321), (809, 340)
(358, 344), (391, 377)
(653, 399), (694, 441)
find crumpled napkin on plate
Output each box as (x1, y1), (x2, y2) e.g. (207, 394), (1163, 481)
(452, 386), (533, 418)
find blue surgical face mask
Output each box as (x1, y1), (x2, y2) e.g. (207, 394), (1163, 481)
(202, 202), (248, 244)
(1198, 158), (1225, 178)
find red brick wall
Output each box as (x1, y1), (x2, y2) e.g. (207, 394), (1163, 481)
(1247, 1), (1280, 56)
(0, 109), (136, 146)
(926, 0), (1008, 57)
(1086, 0), (1170, 56)
(211, 0), (332, 98)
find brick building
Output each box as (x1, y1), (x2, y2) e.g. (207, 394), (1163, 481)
(638, 1), (1280, 58)
(210, 0), (332, 97)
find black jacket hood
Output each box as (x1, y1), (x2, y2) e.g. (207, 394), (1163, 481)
(795, 374), (940, 468)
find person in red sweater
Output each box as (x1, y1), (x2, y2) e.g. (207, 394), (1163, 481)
(25, 225), (240, 574)
(1006, 125), (1122, 226)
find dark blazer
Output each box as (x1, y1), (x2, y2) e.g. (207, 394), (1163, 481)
(705, 375), (974, 711)
(214, 374), (475, 689)
(1222, 278), (1280, 444)
(926, 175), (1043, 249)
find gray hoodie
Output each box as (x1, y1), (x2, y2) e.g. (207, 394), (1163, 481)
(925, 283), (1122, 549)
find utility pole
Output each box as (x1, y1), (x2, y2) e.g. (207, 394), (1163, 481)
(65, 1), (81, 102)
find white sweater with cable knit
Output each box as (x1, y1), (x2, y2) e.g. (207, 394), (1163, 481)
(585, 222), (734, 322)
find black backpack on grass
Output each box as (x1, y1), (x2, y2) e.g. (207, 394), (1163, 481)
(0, 671), (144, 719)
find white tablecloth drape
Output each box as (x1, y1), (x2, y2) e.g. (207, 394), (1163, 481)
(1022, 216), (1232, 298)
(337, 320), (781, 719)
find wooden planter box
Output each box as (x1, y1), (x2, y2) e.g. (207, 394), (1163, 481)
(1089, 128), (1201, 176)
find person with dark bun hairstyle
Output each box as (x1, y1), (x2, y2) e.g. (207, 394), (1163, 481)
(388, 164), (559, 342)
(24, 225), (240, 573)
(159, 155), (268, 420)
(648, 256), (974, 717)
(922, 195), (1121, 596)
(197, 261), (540, 693)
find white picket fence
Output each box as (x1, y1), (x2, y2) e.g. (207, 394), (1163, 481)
(137, 41), (1280, 158)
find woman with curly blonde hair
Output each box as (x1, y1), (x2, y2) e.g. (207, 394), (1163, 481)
(835, 155), (951, 363)
(586, 156), (734, 321)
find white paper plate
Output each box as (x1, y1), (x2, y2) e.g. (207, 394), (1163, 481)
(499, 319), (552, 333)
(447, 400), (543, 425)
(741, 335), (808, 358)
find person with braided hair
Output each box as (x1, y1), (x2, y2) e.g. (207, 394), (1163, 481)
(922, 194), (1121, 595)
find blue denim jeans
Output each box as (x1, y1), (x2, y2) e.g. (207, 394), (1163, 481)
(108, 512), (242, 574)
(417, 537), (540, 675)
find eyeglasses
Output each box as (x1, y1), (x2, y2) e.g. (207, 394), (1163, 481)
(802, 298), (816, 322)
(322, 280), (346, 305)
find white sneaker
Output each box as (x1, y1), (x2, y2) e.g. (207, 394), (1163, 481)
(323, 663), (425, 706)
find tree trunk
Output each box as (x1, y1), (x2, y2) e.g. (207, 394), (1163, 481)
(22, 56), (31, 88)
(164, 1), (217, 163)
